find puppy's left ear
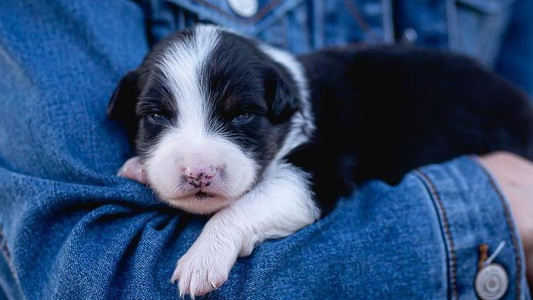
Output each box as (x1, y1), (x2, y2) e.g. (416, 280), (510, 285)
(107, 70), (141, 139)
(265, 65), (300, 124)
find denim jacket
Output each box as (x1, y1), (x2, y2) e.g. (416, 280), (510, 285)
(0, 0), (531, 299)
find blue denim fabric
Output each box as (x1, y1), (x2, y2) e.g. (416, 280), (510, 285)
(496, 0), (533, 96)
(0, 0), (531, 299)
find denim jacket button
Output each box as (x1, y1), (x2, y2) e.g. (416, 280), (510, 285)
(475, 264), (509, 300)
(402, 28), (418, 43)
(228, 0), (258, 17)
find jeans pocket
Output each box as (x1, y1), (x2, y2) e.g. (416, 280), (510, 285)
(452, 0), (517, 66)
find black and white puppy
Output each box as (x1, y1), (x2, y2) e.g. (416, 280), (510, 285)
(107, 24), (533, 297)
(108, 25), (319, 297)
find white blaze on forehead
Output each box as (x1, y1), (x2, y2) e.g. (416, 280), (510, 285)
(156, 25), (221, 135)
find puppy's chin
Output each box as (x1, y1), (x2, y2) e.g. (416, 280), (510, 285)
(160, 193), (235, 215)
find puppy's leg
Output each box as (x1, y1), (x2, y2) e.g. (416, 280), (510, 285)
(172, 162), (320, 298)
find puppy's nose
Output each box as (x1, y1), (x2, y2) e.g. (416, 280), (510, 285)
(184, 166), (218, 187)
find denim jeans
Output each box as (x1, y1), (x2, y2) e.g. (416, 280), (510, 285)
(0, 0), (531, 299)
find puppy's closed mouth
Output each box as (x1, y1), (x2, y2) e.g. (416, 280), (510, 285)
(194, 192), (216, 199)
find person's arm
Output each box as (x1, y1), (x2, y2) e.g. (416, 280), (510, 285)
(210, 155), (530, 299)
(479, 152), (533, 287)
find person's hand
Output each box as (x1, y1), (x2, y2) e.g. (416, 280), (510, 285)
(478, 151), (533, 285)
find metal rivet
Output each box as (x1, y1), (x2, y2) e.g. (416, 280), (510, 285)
(475, 264), (508, 300)
(402, 28), (418, 43)
(228, 0), (258, 18)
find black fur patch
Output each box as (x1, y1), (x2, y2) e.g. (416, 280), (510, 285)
(204, 31), (297, 166)
(291, 44), (533, 213)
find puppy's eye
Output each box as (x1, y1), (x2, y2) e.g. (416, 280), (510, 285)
(232, 113), (252, 124)
(148, 113), (168, 123)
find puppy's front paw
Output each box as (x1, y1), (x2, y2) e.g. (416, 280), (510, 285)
(117, 156), (147, 184)
(171, 245), (236, 298)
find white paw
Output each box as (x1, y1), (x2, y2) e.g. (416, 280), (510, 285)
(171, 243), (237, 298)
(117, 156), (148, 184)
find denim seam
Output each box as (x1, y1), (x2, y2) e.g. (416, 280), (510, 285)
(0, 226), (10, 263)
(312, 0), (324, 49)
(471, 157), (522, 299)
(414, 169), (458, 300)
(446, 0), (459, 49)
(381, 0), (394, 42)
(0, 227), (17, 283)
(343, 0), (379, 42)
(281, 15), (289, 49)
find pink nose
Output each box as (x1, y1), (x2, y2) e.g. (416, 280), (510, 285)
(184, 166), (218, 187)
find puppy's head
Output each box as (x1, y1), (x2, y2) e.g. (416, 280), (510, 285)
(108, 25), (309, 214)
